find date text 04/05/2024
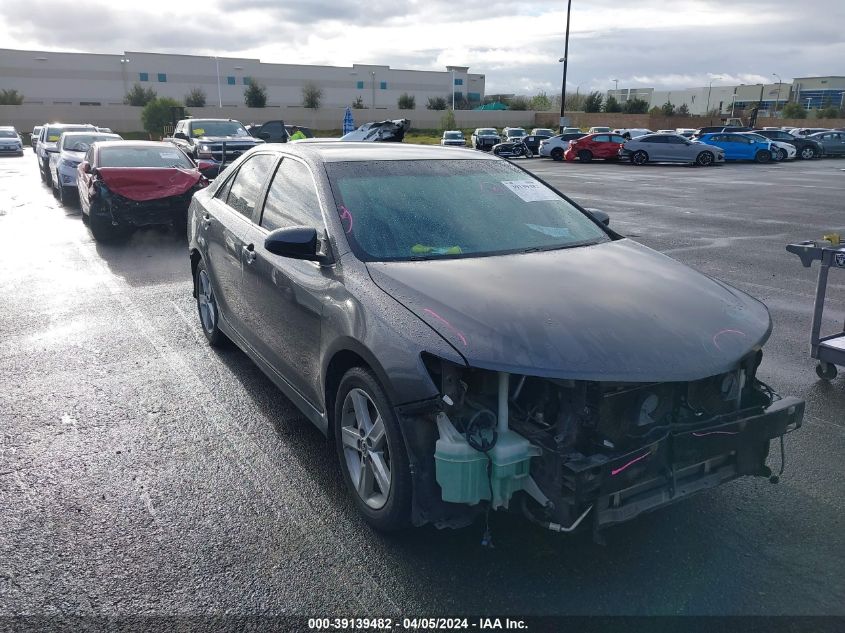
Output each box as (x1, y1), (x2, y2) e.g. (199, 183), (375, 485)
(307, 617), (528, 630)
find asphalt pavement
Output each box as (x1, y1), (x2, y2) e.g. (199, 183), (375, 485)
(0, 152), (843, 619)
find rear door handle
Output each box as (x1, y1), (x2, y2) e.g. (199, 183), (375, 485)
(201, 213), (212, 229)
(243, 243), (256, 264)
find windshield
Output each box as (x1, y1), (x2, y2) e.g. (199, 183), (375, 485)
(742, 134), (768, 142)
(326, 159), (609, 262)
(190, 121), (249, 137)
(444, 132), (463, 139)
(508, 129), (526, 136)
(61, 134), (119, 152)
(99, 146), (193, 168)
(477, 129), (497, 135)
(0, 130), (17, 138)
(46, 126), (93, 143)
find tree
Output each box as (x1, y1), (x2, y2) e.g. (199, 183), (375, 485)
(508, 96), (530, 111)
(583, 91), (603, 113)
(660, 101), (676, 116)
(397, 93), (416, 110)
(816, 106), (842, 119)
(244, 79), (268, 108)
(623, 97), (649, 114)
(141, 97), (182, 138)
(124, 83), (157, 106)
(0, 89), (24, 105)
(352, 96), (365, 109)
(529, 91), (552, 111)
(301, 82), (322, 109)
(604, 95), (621, 113)
(426, 96), (448, 110)
(781, 102), (807, 119)
(440, 109), (456, 132)
(677, 103), (690, 117)
(184, 88), (206, 108)
(648, 106), (663, 116)
(565, 93), (587, 111)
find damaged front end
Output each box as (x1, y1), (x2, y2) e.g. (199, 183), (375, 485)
(399, 352), (804, 533)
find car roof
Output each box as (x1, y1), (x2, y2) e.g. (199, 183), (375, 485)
(262, 141), (498, 163)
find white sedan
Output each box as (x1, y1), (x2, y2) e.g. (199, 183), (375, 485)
(741, 132), (796, 161)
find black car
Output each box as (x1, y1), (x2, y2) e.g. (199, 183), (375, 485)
(522, 134), (551, 154)
(754, 129), (823, 160)
(188, 143), (803, 533)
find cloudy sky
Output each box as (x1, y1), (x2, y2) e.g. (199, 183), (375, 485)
(2, 0), (843, 94)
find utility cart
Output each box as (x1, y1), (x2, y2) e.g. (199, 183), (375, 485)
(787, 238), (845, 380)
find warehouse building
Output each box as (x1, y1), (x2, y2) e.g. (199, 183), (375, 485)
(0, 48), (486, 109)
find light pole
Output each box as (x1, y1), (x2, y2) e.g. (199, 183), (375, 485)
(451, 69), (455, 110)
(772, 72), (782, 115)
(613, 78), (618, 95)
(730, 93), (738, 117)
(558, 0), (573, 132)
(119, 57), (130, 95)
(214, 56), (222, 108)
(805, 97), (812, 111)
(371, 71), (376, 109)
(705, 74), (722, 117)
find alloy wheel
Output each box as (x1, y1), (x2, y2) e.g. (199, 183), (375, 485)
(340, 388), (391, 510)
(197, 269), (217, 333)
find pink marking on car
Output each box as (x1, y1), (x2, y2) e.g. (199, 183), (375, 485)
(422, 308), (468, 347)
(712, 329), (746, 351)
(611, 451), (651, 476)
(338, 205), (353, 234)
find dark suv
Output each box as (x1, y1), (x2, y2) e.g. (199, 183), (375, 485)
(754, 129), (823, 160)
(168, 118), (263, 178)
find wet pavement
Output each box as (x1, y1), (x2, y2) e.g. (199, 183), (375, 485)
(0, 153), (843, 618)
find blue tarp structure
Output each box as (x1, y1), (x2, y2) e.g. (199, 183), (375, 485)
(473, 102), (509, 111)
(343, 107), (355, 135)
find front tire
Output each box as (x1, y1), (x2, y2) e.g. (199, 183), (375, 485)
(800, 146), (816, 160)
(195, 260), (226, 347)
(334, 367), (411, 531)
(755, 150), (772, 164)
(578, 149), (593, 163)
(58, 184), (74, 206)
(551, 148), (564, 161)
(816, 362), (838, 381)
(695, 151), (714, 167)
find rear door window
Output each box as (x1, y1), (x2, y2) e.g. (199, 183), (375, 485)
(225, 154), (276, 219)
(593, 135), (610, 142)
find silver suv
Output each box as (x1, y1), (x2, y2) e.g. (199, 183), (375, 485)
(36, 123), (96, 184)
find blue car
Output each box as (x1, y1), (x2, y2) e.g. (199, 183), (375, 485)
(696, 132), (774, 163)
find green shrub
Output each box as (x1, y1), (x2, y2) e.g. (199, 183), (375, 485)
(141, 98), (183, 137)
(124, 83), (156, 106)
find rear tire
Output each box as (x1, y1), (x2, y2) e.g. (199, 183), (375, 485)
(800, 146), (816, 160)
(816, 362), (838, 381)
(195, 259), (226, 347)
(578, 150), (593, 163)
(631, 150), (649, 166)
(58, 185), (73, 207)
(695, 151), (714, 167)
(551, 148), (564, 161)
(334, 367), (411, 531)
(776, 148), (787, 161)
(755, 150), (772, 164)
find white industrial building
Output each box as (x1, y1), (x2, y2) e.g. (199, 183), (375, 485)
(0, 48), (486, 109)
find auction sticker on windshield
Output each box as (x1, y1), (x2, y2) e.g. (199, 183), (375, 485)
(501, 179), (558, 202)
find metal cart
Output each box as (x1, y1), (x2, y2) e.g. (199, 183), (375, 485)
(787, 239), (845, 380)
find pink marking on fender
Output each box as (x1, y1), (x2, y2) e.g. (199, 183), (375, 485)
(611, 451), (651, 476)
(692, 430), (739, 437)
(422, 308), (468, 347)
(712, 329), (746, 351)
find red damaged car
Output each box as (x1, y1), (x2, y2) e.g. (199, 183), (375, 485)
(564, 133), (627, 162)
(77, 141), (210, 241)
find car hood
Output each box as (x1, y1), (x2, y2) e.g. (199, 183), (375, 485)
(194, 135), (262, 144)
(60, 150), (85, 161)
(96, 167), (202, 201)
(367, 239), (772, 382)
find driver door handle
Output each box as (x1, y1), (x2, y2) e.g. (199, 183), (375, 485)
(201, 213), (212, 229)
(243, 243), (256, 264)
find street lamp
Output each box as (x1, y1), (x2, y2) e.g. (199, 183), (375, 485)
(613, 78), (618, 94)
(772, 72), (782, 115)
(120, 57), (130, 95)
(451, 69), (455, 111)
(371, 71), (376, 109)
(705, 74), (722, 117)
(558, 0), (573, 132)
(212, 56), (222, 108)
(805, 97), (812, 111)
(730, 93), (738, 117)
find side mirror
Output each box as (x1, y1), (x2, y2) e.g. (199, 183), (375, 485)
(258, 132), (271, 140)
(196, 159), (215, 172)
(174, 132), (188, 140)
(80, 161), (91, 174)
(264, 226), (327, 262)
(585, 208), (610, 226)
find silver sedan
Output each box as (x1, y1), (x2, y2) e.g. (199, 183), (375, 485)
(620, 133), (725, 166)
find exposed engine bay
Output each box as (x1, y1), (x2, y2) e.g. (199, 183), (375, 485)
(398, 352), (804, 534)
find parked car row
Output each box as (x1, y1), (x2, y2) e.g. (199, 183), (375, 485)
(20, 119), (807, 536)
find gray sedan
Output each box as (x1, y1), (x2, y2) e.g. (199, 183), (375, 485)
(620, 133), (725, 166)
(809, 131), (845, 157)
